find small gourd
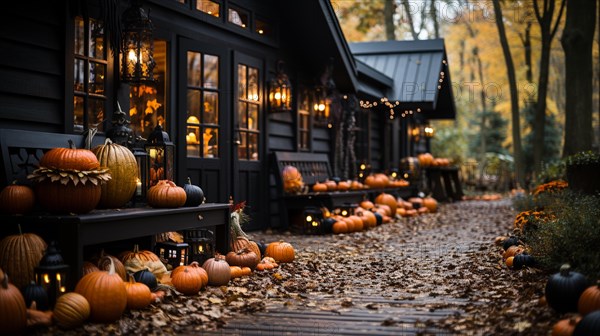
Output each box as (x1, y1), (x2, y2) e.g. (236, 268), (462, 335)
(124, 275), (152, 310)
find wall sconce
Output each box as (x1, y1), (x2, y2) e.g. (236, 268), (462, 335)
(34, 241), (69, 308)
(268, 60), (292, 112)
(410, 125), (421, 142)
(313, 86), (330, 124)
(154, 241), (189, 269)
(145, 124), (175, 186)
(424, 124), (435, 138)
(121, 0), (156, 83)
(183, 229), (214, 265)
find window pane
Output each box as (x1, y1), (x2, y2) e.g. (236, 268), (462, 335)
(74, 17), (84, 56)
(203, 54), (218, 88)
(238, 132), (247, 160)
(196, 0), (220, 17)
(187, 51), (202, 87)
(74, 96), (84, 130)
(248, 132), (258, 160)
(203, 91), (218, 124)
(228, 8), (248, 28)
(89, 98), (105, 131)
(89, 19), (105, 59)
(248, 104), (258, 130)
(204, 127), (218, 158)
(74, 59), (85, 92)
(186, 125), (200, 158)
(187, 90), (201, 121)
(256, 19), (271, 36)
(248, 67), (258, 101)
(89, 62), (105, 94)
(238, 64), (246, 99)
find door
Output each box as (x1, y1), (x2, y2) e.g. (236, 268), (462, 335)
(232, 52), (265, 231)
(178, 38), (230, 204)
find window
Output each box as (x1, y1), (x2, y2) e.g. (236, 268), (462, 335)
(255, 18), (272, 37)
(298, 88), (311, 151)
(237, 64), (260, 160)
(129, 40), (168, 140)
(196, 0), (220, 17)
(228, 6), (248, 29)
(73, 16), (107, 133)
(186, 51), (220, 158)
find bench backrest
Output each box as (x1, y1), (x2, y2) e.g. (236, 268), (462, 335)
(272, 151), (333, 187)
(0, 128), (105, 187)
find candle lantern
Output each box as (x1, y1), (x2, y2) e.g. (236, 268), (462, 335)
(34, 241), (69, 307)
(339, 203), (357, 217)
(131, 144), (149, 203)
(121, 0), (155, 83)
(183, 229), (214, 265)
(145, 124), (175, 187)
(154, 241), (189, 269)
(268, 60), (292, 113)
(303, 207), (323, 235)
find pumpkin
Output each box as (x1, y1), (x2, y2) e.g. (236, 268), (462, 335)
(147, 180), (187, 208)
(52, 292), (90, 329)
(512, 253), (535, 270)
(360, 200), (375, 210)
(282, 165), (303, 193)
(578, 282), (600, 316)
(97, 251), (127, 281)
(312, 182), (328, 192)
(350, 180), (363, 190)
(357, 209), (377, 228)
(502, 236), (520, 251)
(82, 261), (100, 276)
(202, 255), (231, 286)
(28, 140), (111, 214)
(0, 273), (27, 334)
(74, 258), (127, 323)
(422, 197), (438, 213)
(265, 241), (295, 263)
(505, 256), (514, 268)
(240, 267), (252, 276)
(226, 248), (259, 269)
(124, 275), (152, 310)
(92, 138), (138, 208)
(552, 317), (581, 336)
(347, 215), (364, 232)
(545, 264), (589, 314)
(373, 212), (383, 225)
(0, 182), (35, 215)
(229, 266), (243, 279)
(337, 181), (350, 191)
(119, 244), (168, 280)
(325, 180), (337, 191)
(171, 266), (202, 295)
(417, 153), (434, 167)
(574, 310), (600, 335)
(0, 229), (47, 289)
(502, 245), (524, 259)
(320, 217), (336, 233)
(408, 197), (423, 208)
(183, 177), (204, 207)
(132, 269), (158, 291)
(171, 261), (208, 287)
(22, 281), (49, 311)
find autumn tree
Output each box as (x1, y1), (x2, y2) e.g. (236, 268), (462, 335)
(561, 0), (597, 156)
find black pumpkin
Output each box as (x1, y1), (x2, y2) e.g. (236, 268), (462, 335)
(573, 310), (600, 336)
(513, 253), (535, 270)
(373, 212), (383, 226)
(133, 269), (158, 291)
(256, 241), (268, 257)
(320, 218), (337, 233)
(22, 281), (49, 311)
(545, 264), (589, 313)
(183, 177), (204, 207)
(502, 236), (519, 250)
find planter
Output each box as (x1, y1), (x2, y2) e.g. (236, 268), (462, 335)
(566, 162), (600, 195)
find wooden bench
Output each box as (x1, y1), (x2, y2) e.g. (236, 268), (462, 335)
(0, 128), (229, 288)
(425, 166), (464, 201)
(271, 151), (367, 231)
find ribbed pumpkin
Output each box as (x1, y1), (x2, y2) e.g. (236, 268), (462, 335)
(28, 140), (111, 214)
(132, 269), (158, 291)
(124, 275), (152, 310)
(202, 255), (231, 286)
(573, 311), (600, 335)
(52, 292), (90, 329)
(226, 248), (259, 269)
(546, 264), (589, 314)
(183, 177), (204, 207)
(119, 244), (168, 280)
(265, 241), (295, 263)
(375, 193), (397, 215)
(282, 165), (304, 193)
(0, 229), (47, 289)
(82, 261), (100, 276)
(171, 266), (203, 295)
(551, 317), (581, 336)
(74, 259), (127, 323)
(22, 281), (49, 311)
(92, 138), (138, 208)
(96, 251), (127, 281)
(0, 273), (27, 334)
(147, 180), (187, 208)
(171, 261), (208, 287)
(0, 182), (35, 215)
(579, 282), (600, 316)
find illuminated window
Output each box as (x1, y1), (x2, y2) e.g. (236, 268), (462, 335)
(298, 88), (311, 151)
(255, 18), (271, 36)
(228, 7), (248, 29)
(73, 16), (107, 133)
(237, 64), (260, 160)
(196, 0), (220, 17)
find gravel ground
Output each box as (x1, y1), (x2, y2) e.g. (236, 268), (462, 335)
(31, 198), (562, 335)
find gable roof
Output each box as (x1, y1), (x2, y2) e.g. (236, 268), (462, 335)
(349, 39), (456, 119)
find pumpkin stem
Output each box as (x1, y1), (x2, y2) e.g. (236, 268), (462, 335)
(133, 244), (140, 253)
(1, 273), (8, 289)
(107, 256), (116, 275)
(104, 138), (113, 145)
(18, 223), (22, 235)
(68, 139), (75, 149)
(560, 264), (571, 276)
(187, 177), (192, 185)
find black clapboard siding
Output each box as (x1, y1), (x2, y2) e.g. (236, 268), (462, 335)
(370, 112), (383, 171)
(0, 68), (62, 100)
(0, 40), (62, 76)
(313, 127), (330, 154)
(0, 93), (62, 125)
(0, 19), (62, 52)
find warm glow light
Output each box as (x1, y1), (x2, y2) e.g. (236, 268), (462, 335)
(360, 164), (366, 170)
(60, 286), (66, 293)
(128, 49), (138, 63)
(311, 221), (319, 227)
(391, 172), (397, 178)
(318, 104), (325, 112)
(404, 173), (409, 179)
(43, 274), (50, 284)
(258, 29), (264, 34)
(306, 215), (313, 222)
(198, 245), (204, 253)
(274, 92), (281, 100)
(56, 273), (62, 281)
(341, 210), (348, 216)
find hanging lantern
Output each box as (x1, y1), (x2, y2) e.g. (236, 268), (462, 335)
(313, 85), (330, 124)
(121, 0), (156, 83)
(145, 124), (175, 187)
(424, 123), (435, 138)
(34, 241), (69, 308)
(268, 60), (292, 112)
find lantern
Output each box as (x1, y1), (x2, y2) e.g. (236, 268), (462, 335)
(337, 203), (356, 217)
(121, 0), (155, 83)
(131, 145), (149, 204)
(34, 241), (69, 307)
(424, 124), (435, 138)
(145, 124), (175, 187)
(154, 241), (188, 269)
(183, 229), (214, 265)
(303, 207), (323, 235)
(268, 60), (292, 112)
(313, 85), (330, 124)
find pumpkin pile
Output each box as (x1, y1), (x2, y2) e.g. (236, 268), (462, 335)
(495, 235), (535, 270)
(396, 196), (437, 218)
(27, 140), (111, 214)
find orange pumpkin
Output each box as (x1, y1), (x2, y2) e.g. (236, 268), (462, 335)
(422, 197), (438, 213)
(265, 241), (295, 263)
(124, 275), (152, 310)
(171, 266), (203, 295)
(360, 200), (375, 210)
(551, 317), (581, 336)
(0, 231), (47, 289)
(375, 193), (397, 215)
(53, 292), (90, 329)
(312, 182), (328, 192)
(0, 182), (35, 215)
(332, 221), (348, 234)
(578, 283), (600, 316)
(337, 181), (350, 191)
(0, 272), (27, 334)
(147, 180), (187, 208)
(171, 261), (208, 287)
(417, 153), (434, 167)
(282, 165), (303, 193)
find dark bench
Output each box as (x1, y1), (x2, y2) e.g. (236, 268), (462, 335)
(271, 151), (367, 231)
(425, 166), (464, 201)
(0, 128), (229, 288)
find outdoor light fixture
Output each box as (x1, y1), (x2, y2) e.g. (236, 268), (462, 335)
(303, 207), (323, 235)
(34, 241), (69, 307)
(313, 85), (330, 124)
(154, 241), (189, 269)
(121, 0), (156, 83)
(183, 229), (214, 265)
(130, 145), (148, 203)
(145, 124), (175, 187)
(424, 124), (435, 138)
(268, 60), (292, 112)
(411, 125), (421, 142)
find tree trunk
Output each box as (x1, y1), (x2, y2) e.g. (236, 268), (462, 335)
(492, 0), (524, 187)
(401, 0), (419, 40)
(561, 0), (596, 157)
(430, 0), (439, 39)
(384, 0), (395, 40)
(523, 22), (533, 85)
